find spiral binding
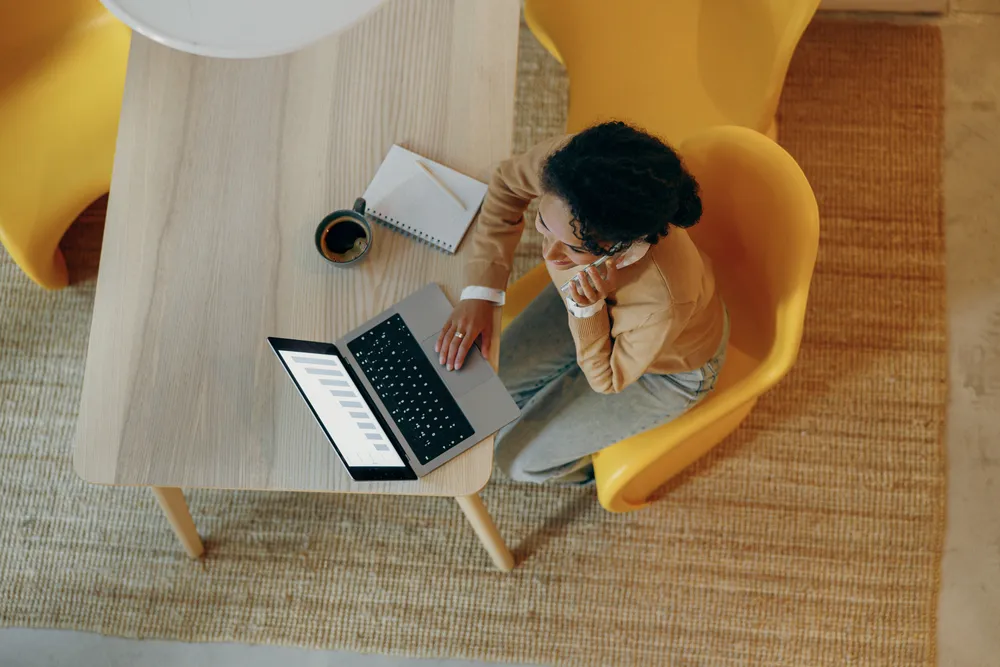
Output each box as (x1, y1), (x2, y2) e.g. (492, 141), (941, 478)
(366, 210), (456, 254)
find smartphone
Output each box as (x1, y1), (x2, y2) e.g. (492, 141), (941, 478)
(558, 255), (612, 297)
(557, 242), (651, 298)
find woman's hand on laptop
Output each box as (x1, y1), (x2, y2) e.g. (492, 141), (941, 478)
(436, 299), (494, 371)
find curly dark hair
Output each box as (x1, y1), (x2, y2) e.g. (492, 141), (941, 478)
(540, 121), (702, 256)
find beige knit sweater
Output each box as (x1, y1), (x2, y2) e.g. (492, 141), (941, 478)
(465, 136), (725, 394)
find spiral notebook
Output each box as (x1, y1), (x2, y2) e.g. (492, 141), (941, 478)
(362, 145), (489, 254)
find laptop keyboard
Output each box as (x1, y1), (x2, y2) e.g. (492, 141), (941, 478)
(347, 314), (474, 464)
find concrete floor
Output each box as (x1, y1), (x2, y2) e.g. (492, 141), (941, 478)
(0, 630), (532, 667)
(936, 7), (1000, 667)
(2, 8), (999, 667)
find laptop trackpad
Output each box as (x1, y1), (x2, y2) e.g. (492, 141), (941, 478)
(419, 334), (492, 396)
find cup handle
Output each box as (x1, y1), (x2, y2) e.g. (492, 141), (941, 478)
(353, 198), (366, 215)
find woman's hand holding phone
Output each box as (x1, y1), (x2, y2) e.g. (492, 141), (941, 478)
(567, 261), (618, 307)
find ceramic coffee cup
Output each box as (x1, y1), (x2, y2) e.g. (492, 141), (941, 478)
(314, 198), (372, 266)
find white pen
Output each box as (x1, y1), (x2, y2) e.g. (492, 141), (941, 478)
(417, 160), (465, 211)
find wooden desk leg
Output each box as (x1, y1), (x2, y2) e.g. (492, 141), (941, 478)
(456, 493), (514, 571)
(151, 487), (205, 559)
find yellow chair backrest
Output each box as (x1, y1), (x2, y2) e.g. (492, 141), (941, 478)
(0, 0), (103, 55)
(0, 0), (128, 288)
(685, 126), (818, 369)
(591, 126), (819, 511)
(524, 0), (819, 142)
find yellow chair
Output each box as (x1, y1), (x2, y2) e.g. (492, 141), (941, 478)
(0, 0), (129, 289)
(502, 126), (819, 512)
(523, 0), (819, 142)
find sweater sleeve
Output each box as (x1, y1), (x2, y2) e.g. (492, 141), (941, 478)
(567, 302), (696, 394)
(465, 135), (569, 290)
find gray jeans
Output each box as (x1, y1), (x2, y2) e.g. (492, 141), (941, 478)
(495, 284), (728, 484)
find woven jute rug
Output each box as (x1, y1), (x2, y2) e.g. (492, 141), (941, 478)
(0, 20), (945, 666)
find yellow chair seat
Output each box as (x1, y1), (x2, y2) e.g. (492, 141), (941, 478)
(0, 0), (130, 289)
(524, 0), (819, 142)
(502, 126), (819, 512)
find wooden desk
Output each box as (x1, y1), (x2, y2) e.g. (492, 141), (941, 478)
(73, 0), (520, 570)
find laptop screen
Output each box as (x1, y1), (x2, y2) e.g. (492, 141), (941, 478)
(277, 349), (407, 468)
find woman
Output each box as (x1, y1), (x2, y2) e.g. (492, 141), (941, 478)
(436, 122), (728, 484)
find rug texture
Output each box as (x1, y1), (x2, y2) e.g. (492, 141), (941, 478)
(0, 20), (946, 667)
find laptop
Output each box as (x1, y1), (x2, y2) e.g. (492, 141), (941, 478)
(268, 283), (520, 481)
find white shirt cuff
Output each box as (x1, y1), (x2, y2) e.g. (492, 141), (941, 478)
(565, 297), (605, 319)
(461, 285), (505, 306)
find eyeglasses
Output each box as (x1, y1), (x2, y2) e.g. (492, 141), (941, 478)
(538, 210), (631, 256)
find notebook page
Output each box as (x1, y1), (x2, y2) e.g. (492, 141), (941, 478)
(363, 145), (488, 253)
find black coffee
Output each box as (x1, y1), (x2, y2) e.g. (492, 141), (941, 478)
(323, 218), (368, 255)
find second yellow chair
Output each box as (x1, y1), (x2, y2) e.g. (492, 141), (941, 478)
(502, 126), (819, 512)
(0, 0), (129, 289)
(524, 0), (820, 143)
